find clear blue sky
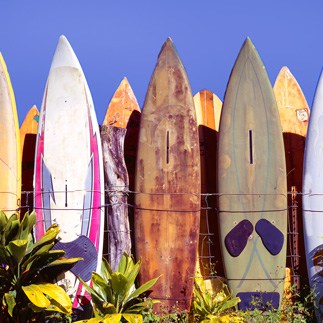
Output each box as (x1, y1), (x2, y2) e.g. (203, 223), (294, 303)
(0, 1), (322, 125)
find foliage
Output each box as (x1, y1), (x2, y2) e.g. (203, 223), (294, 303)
(142, 300), (188, 322)
(0, 211), (81, 322)
(191, 277), (242, 322)
(237, 284), (316, 323)
(75, 252), (160, 323)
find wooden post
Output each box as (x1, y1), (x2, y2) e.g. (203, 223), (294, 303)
(291, 185), (300, 291)
(101, 125), (131, 271)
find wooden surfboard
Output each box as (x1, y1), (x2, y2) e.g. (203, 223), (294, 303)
(33, 35), (104, 317)
(20, 105), (39, 214)
(193, 90), (224, 290)
(217, 38), (287, 310)
(273, 66), (310, 291)
(303, 69), (323, 321)
(0, 53), (21, 218)
(134, 38), (200, 312)
(101, 77), (141, 269)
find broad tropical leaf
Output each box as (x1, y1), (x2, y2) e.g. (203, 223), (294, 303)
(7, 239), (28, 263)
(4, 291), (16, 317)
(123, 313), (143, 323)
(35, 283), (72, 311)
(22, 284), (51, 308)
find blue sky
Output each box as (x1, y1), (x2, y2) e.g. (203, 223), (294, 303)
(0, 1), (322, 125)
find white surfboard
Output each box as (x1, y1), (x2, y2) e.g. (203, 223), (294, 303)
(34, 35), (104, 316)
(303, 69), (323, 321)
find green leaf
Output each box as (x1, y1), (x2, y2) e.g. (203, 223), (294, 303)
(122, 313), (143, 323)
(74, 314), (122, 323)
(19, 211), (36, 240)
(101, 257), (113, 281)
(5, 218), (20, 243)
(126, 276), (160, 304)
(22, 250), (66, 281)
(117, 253), (128, 274)
(102, 314), (122, 323)
(7, 239), (28, 263)
(21, 242), (54, 271)
(126, 300), (159, 313)
(0, 211), (8, 232)
(31, 223), (60, 252)
(110, 273), (129, 311)
(35, 283), (72, 312)
(91, 272), (114, 303)
(4, 291), (16, 317)
(22, 284), (51, 308)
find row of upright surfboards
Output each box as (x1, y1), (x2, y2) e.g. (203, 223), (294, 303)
(0, 35), (322, 320)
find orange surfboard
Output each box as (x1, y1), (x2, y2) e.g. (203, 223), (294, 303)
(103, 77), (140, 128)
(102, 77), (141, 190)
(273, 66), (310, 289)
(193, 90), (223, 290)
(20, 105), (39, 214)
(0, 53), (21, 217)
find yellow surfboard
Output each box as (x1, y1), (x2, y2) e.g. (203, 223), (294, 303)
(273, 66), (310, 291)
(20, 105), (39, 213)
(0, 53), (21, 217)
(193, 90), (224, 292)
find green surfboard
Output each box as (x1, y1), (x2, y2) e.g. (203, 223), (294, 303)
(217, 38), (287, 310)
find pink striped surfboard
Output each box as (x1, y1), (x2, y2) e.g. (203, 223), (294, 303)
(33, 35), (104, 317)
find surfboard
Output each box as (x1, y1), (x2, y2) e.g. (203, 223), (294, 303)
(20, 105), (39, 214)
(217, 38), (287, 310)
(33, 35), (104, 317)
(273, 66), (309, 290)
(0, 53), (21, 218)
(102, 76), (141, 199)
(193, 90), (224, 290)
(101, 77), (141, 268)
(134, 38), (200, 312)
(303, 69), (323, 321)
(103, 77), (141, 128)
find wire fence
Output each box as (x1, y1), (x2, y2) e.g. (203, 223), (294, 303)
(1, 188), (311, 288)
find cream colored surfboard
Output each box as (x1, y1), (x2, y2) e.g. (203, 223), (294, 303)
(0, 53), (21, 217)
(273, 66), (309, 291)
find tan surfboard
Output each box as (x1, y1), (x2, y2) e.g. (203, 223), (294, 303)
(193, 90), (224, 291)
(273, 66), (310, 290)
(0, 53), (21, 217)
(20, 105), (39, 213)
(135, 38), (200, 312)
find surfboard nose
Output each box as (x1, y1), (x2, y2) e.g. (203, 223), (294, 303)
(50, 35), (82, 71)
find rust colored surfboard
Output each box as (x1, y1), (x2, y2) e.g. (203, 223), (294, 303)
(193, 90), (224, 289)
(218, 38), (287, 310)
(273, 66), (310, 290)
(135, 38), (200, 311)
(101, 77), (141, 267)
(20, 105), (39, 213)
